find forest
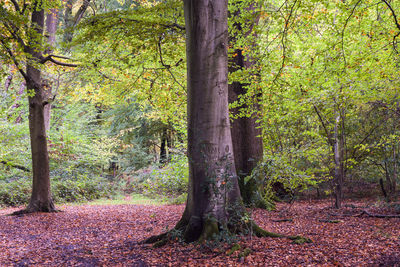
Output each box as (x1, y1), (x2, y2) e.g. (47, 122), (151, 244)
(0, 0), (399, 265)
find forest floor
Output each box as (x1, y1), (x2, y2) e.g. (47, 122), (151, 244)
(0, 198), (399, 266)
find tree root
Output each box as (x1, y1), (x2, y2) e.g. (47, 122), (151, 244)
(330, 210), (400, 218)
(10, 204), (59, 216)
(356, 210), (400, 218)
(251, 222), (312, 244)
(143, 219), (312, 248)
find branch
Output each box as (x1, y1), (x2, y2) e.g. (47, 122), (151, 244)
(341, 0), (362, 67)
(0, 39), (28, 80)
(40, 54), (78, 67)
(9, 0), (20, 13)
(313, 104), (334, 148)
(73, 0), (91, 27)
(0, 160), (30, 172)
(381, 0), (400, 52)
(157, 36), (185, 89)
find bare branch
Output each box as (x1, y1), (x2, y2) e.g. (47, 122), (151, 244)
(47, 57), (78, 67)
(39, 54), (78, 67)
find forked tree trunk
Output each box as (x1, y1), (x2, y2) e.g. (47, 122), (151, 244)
(24, 2), (55, 213)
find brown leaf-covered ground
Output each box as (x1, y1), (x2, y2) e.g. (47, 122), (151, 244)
(0, 199), (399, 266)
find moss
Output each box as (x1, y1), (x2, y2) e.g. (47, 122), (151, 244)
(153, 238), (168, 248)
(288, 235), (313, 244)
(238, 248), (252, 258)
(198, 217), (220, 243)
(226, 243), (241, 255)
(251, 222), (283, 238)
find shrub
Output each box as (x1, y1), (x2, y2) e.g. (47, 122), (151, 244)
(0, 179), (31, 206)
(127, 155), (188, 199)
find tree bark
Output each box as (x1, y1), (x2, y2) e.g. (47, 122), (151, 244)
(43, 9), (58, 133)
(4, 74), (13, 91)
(176, 0), (245, 242)
(334, 112), (344, 209)
(23, 1), (55, 213)
(228, 2), (264, 207)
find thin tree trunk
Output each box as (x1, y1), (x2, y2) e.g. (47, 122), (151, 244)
(4, 74), (13, 91)
(24, 1), (55, 213)
(63, 0), (74, 45)
(334, 112), (343, 209)
(160, 128), (167, 164)
(63, 0), (91, 44)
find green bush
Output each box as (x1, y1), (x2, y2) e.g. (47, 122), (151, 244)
(0, 179), (31, 206)
(51, 176), (118, 203)
(128, 155), (188, 198)
(0, 175), (118, 207)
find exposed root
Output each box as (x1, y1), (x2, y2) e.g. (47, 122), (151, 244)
(357, 210), (400, 218)
(10, 207), (60, 216)
(143, 232), (169, 245)
(251, 222), (312, 244)
(251, 222), (283, 238)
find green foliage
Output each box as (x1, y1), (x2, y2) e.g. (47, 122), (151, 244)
(0, 179), (31, 206)
(127, 154), (188, 199)
(51, 176), (117, 203)
(246, 154), (321, 204)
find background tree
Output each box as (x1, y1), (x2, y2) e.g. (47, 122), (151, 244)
(0, 0), (77, 212)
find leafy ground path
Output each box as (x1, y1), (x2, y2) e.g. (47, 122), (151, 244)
(0, 200), (399, 266)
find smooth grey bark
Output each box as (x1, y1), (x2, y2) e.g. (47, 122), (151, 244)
(175, 0), (242, 242)
(24, 2), (55, 213)
(334, 112), (344, 209)
(43, 9), (58, 133)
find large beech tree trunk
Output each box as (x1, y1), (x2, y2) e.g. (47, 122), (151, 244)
(145, 0), (311, 246)
(24, 2), (55, 213)
(172, 0), (242, 242)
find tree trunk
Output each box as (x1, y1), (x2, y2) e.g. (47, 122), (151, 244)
(169, 0), (243, 243)
(63, 0), (74, 45)
(4, 74), (13, 91)
(228, 2), (264, 207)
(334, 112), (344, 209)
(24, 2), (55, 213)
(63, 0), (91, 45)
(160, 128), (167, 164)
(43, 9), (58, 133)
